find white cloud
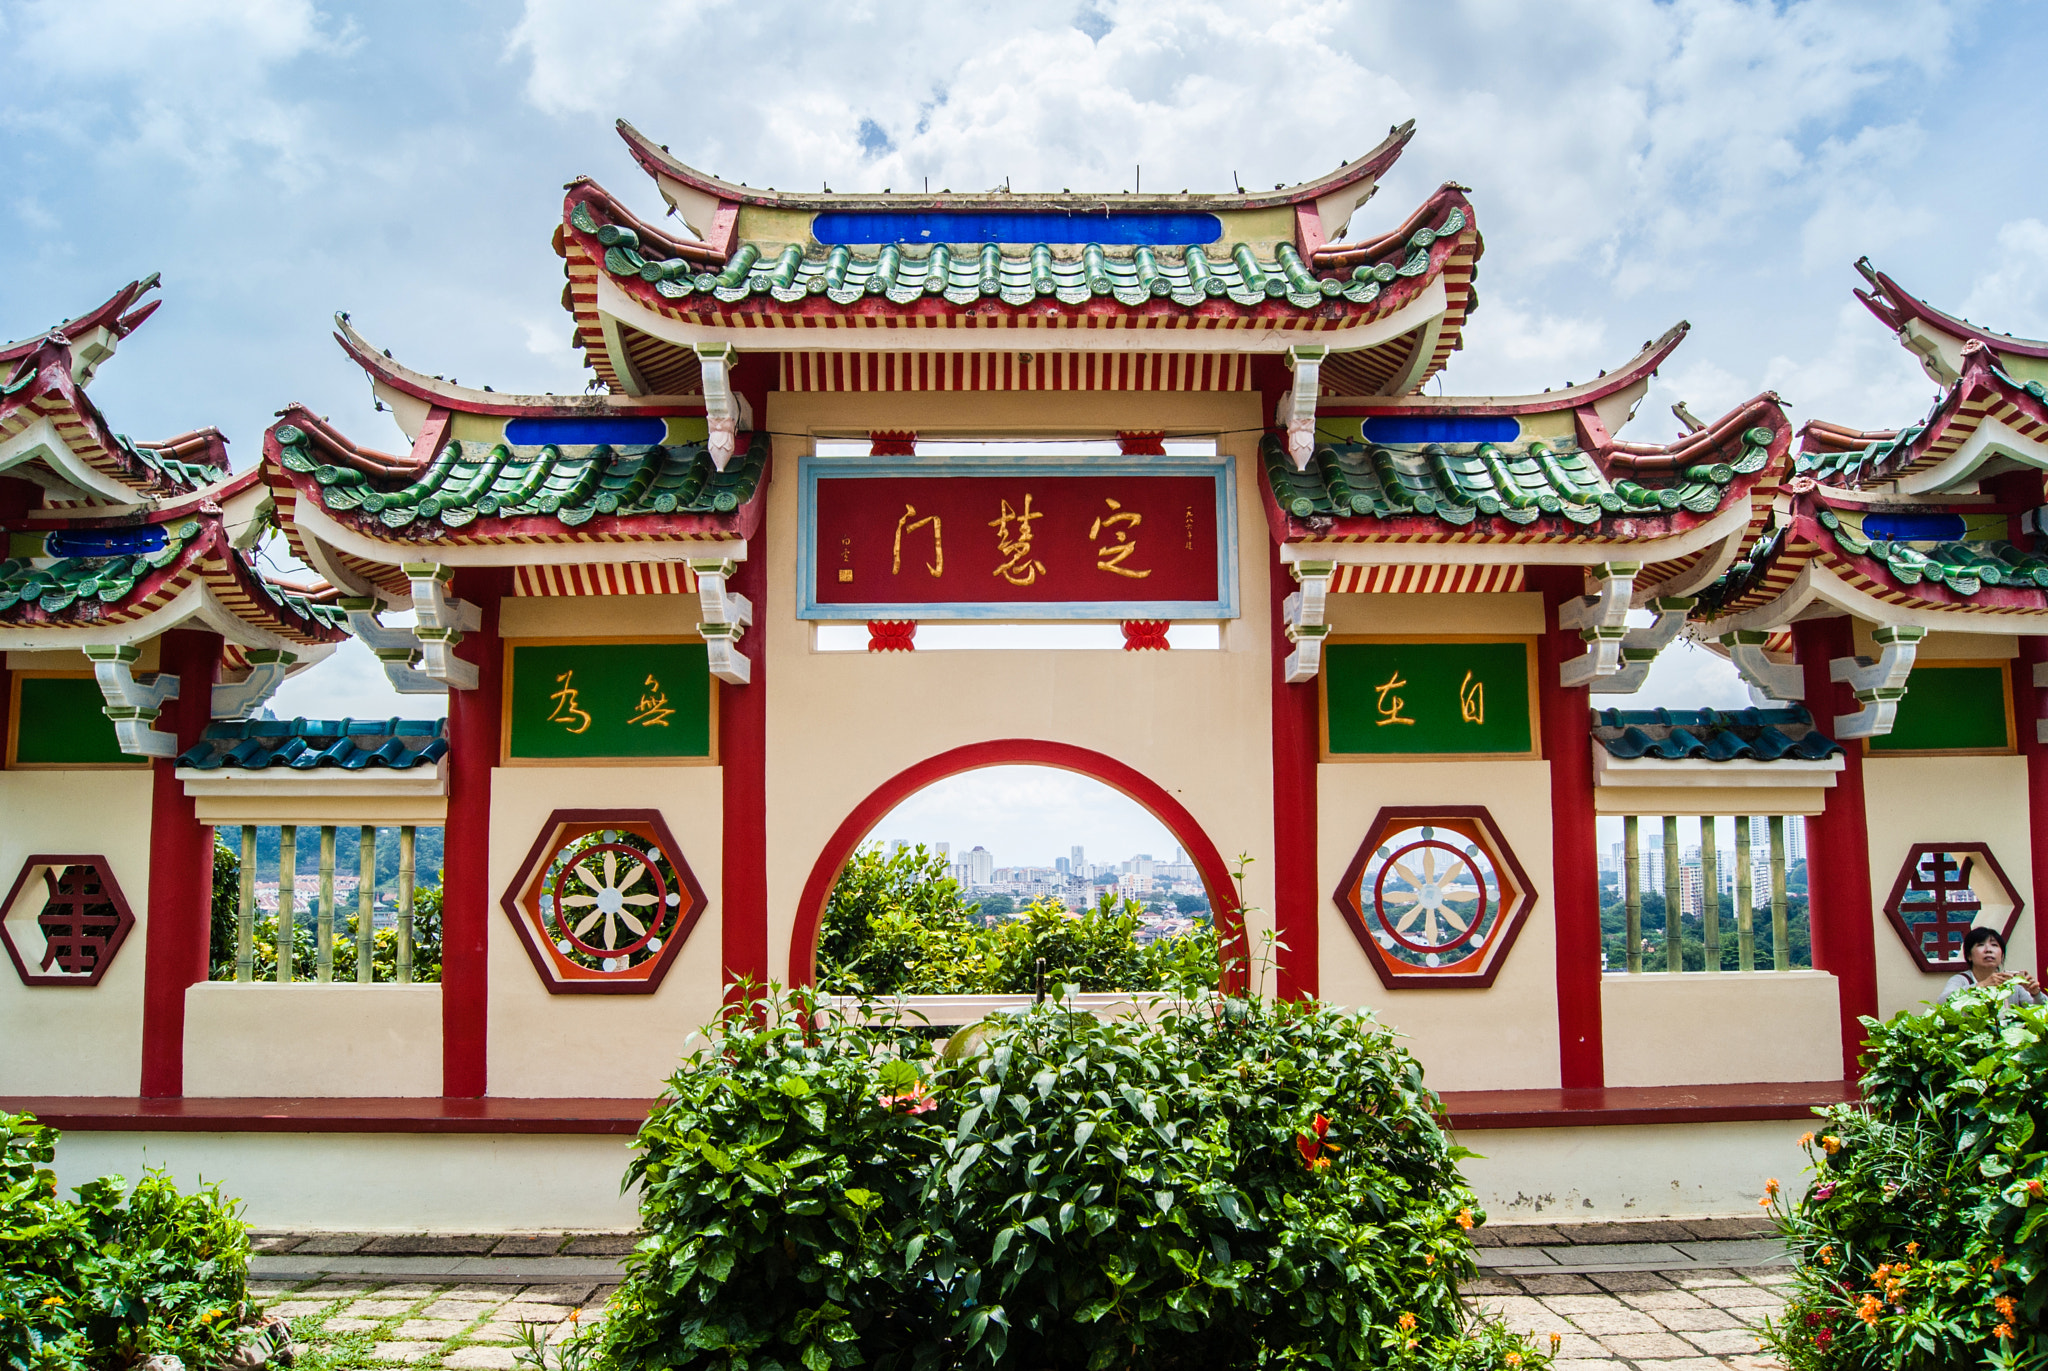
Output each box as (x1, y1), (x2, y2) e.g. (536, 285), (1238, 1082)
(872, 766), (1182, 869)
(1959, 218), (2048, 340)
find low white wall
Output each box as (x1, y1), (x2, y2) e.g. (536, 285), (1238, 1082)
(183, 984), (443, 1097)
(1601, 971), (1843, 1087)
(1457, 1118), (1813, 1220)
(50, 1131), (640, 1232)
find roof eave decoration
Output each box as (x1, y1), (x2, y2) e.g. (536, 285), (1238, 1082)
(0, 278), (226, 504)
(615, 117), (1416, 235)
(1795, 342), (2048, 496)
(1856, 257), (2048, 388)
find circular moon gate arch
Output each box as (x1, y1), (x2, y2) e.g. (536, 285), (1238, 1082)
(789, 740), (1250, 993)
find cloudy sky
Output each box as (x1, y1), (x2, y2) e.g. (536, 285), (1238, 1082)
(4, 0), (2038, 865)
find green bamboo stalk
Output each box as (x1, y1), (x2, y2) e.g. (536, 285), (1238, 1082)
(1663, 815), (1682, 973)
(1736, 816), (1755, 972)
(276, 827), (296, 984)
(316, 825), (336, 982)
(236, 824), (256, 982)
(357, 826), (376, 983)
(397, 826), (416, 985)
(1771, 815), (1790, 971)
(1701, 816), (1721, 972)
(1624, 815), (1642, 974)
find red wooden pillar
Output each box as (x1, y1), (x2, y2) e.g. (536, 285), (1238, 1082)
(1795, 615), (1878, 1079)
(2017, 636), (2048, 984)
(139, 628), (221, 1098)
(1270, 544), (1319, 1000)
(721, 528), (769, 1004)
(1530, 568), (1603, 1088)
(442, 568), (510, 1097)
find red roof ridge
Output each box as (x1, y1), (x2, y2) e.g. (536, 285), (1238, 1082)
(1330, 322), (1687, 417)
(1855, 256), (2048, 360)
(0, 274), (162, 368)
(614, 117), (1416, 214)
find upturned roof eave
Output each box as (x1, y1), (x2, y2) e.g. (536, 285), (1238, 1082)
(613, 117), (1416, 215)
(1856, 257), (2048, 362)
(0, 274), (162, 367)
(1320, 322), (1689, 415)
(333, 317), (707, 418)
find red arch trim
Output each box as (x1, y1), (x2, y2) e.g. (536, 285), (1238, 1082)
(790, 739), (1249, 993)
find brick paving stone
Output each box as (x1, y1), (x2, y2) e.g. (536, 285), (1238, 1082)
(517, 1284), (597, 1305)
(365, 1234), (501, 1257)
(294, 1234), (375, 1255)
(1553, 1333), (1607, 1359)
(1699, 1285), (1785, 1310)
(1649, 1306), (1744, 1332)
(309, 1281), (379, 1295)
(491, 1235), (565, 1257)
(349, 1300), (424, 1318)
(248, 1282), (303, 1297)
(368, 1343), (439, 1364)
(1721, 1355), (1784, 1371)
(467, 1324), (545, 1343)
(491, 1304), (568, 1324)
(1672, 1269), (1746, 1288)
(251, 1235), (305, 1254)
(1463, 1277), (1524, 1296)
(1735, 1265), (1796, 1285)
(1562, 1221), (1695, 1245)
(1686, 1327), (1769, 1355)
(1589, 1271), (1675, 1293)
(1521, 1274), (1600, 1295)
(1543, 1295), (1631, 1316)
(1597, 1332), (1698, 1359)
(324, 1318), (387, 1334)
(1549, 1361), (1620, 1371)
(1621, 1290), (1709, 1311)
(1561, 1308), (1662, 1336)
(267, 1301), (338, 1318)
(376, 1285), (449, 1299)
(1681, 1216), (1774, 1240)
(444, 1349), (520, 1370)
(1485, 1225), (1566, 1247)
(562, 1234), (638, 1256)
(422, 1301), (501, 1321)
(1629, 1360), (1727, 1371)
(439, 1287), (515, 1302)
(395, 1320), (471, 1340)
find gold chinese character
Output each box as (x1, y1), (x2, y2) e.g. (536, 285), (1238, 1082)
(547, 670), (592, 734)
(1090, 497), (1151, 579)
(989, 494), (1047, 586)
(892, 505), (942, 577)
(1459, 670), (1484, 725)
(1375, 671), (1415, 727)
(628, 674), (674, 728)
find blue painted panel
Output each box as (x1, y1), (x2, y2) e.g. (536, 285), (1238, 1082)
(1861, 512), (1968, 542)
(1360, 415), (1522, 445)
(45, 525), (167, 558)
(503, 416), (670, 447)
(811, 210), (1223, 246)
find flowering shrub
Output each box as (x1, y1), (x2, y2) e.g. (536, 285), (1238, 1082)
(593, 989), (1545, 1371)
(1760, 986), (2046, 1370)
(1, 1112), (254, 1371)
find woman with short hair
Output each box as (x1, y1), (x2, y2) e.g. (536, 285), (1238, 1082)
(1944, 926), (2047, 1006)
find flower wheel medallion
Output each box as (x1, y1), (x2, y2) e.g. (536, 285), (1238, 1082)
(1335, 808), (1533, 988)
(503, 810), (706, 993)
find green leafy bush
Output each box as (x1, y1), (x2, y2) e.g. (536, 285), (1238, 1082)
(594, 989), (1541, 1371)
(1761, 986), (2047, 1370)
(1, 1112), (253, 1371)
(819, 844), (1218, 997)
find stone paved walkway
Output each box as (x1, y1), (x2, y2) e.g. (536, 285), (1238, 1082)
(257, 1222), (1790, 1371)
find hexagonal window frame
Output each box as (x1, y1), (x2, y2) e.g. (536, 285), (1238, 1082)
(0, 854), (137, 988)
(500, 809), (709, 995)
(1332, 806), (1536, 989)
(1881, 841), (2025, 974)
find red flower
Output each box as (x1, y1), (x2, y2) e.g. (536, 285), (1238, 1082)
(1314, 1113), (1330, 1139)
(1814, 1329), (1833, 1347)
(1296, 1132), (1320, 1166)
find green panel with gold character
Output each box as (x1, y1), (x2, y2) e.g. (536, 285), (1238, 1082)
(505, 640), (713, 762)
(1324, 639), (1536, 758)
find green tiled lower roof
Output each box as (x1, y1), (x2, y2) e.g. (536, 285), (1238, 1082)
(1263, 427), (1775, 526)
(275, 426), (764, 529)
(1818, 509), (2048, 591)
(575, 200), (1466, 312)
(118, 433), (222, 491)
(0, 519), (345, 628)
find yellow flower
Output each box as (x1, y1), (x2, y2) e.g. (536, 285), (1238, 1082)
(42, 1296), (64, 1307)
(1821, 1136), (1842, 1155)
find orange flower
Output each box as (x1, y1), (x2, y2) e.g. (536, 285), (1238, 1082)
(1857, 1294), (1882, 1325)
(1821, 1136), (1842, 1155)
(1817, 1245), (1834, 1266)
(1456, 1208), (1475, 1230)
(1398, 1313), (1417, 1332)
(1991, 1254), (2007, 1271)
(1996, 1296), (2017, 1321)
(1423, 1253), (1436, 1266)
(1799, 1131), (1816, 1147)
(1904, 1242), (1919, 1257)
(1505, 1354), (1522, 1367)
(1996, 1323), (2015, 1341)
(1548, 1333), (1562, 1352)
(2029, 1179), (2045, 1201)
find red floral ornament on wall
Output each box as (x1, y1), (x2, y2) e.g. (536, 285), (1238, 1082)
(1332, 807), (1534, 989)
(0, 855), (136, 987)
(501, 810), (707, 994)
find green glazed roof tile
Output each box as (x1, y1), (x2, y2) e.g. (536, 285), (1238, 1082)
(273, 426), (764, 529)
(573, 198), (1468, 312)
(0, 520), (345, 630)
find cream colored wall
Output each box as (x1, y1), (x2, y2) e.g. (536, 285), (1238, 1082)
(51, 1131), (641, 1232)
(0, 770), (154, 1095)
(763, 392), (1279, 990)
(1457, 1119), (1809, 1220)
(1862, 753), (2035, 1018)
(1318, 761), (1560, 1091)
(487, 764), (724, 1098)
(1601, 972), (1842, 1086)
(183, 985), (442, 1097)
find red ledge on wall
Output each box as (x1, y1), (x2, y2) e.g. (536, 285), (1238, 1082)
(4, 1081), (1859, 1136)
(1438, 1081), (1859, 1130)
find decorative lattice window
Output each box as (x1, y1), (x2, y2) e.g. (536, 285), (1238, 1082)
(1332, 808), (1533, 989)
(502, 811), (706, 993)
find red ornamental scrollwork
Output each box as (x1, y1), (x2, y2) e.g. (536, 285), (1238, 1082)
(1331, 808), (1534, 989)
(0, 855), (137, 988)
(1881, 842), (2024, 974)
(501, 811), (707, 994)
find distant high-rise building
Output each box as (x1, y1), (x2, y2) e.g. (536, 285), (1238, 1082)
(1788, 818), (1807, 865)
(890, 839), (909, 856)
(1071, 845), (1085, 876)
(1055, 857), (1070, 876)
(936, 842), (950, 860)
(965, 845), (994, 887)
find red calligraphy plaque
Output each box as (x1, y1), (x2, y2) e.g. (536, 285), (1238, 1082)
(801, 459), (1237, 619)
